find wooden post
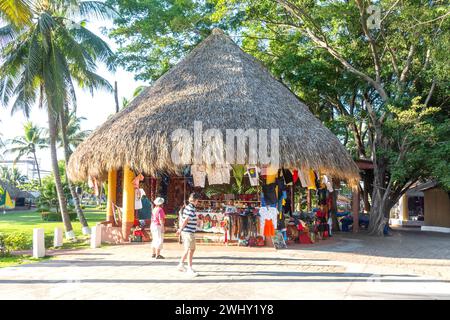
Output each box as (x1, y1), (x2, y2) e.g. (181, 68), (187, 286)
(307, 189), (311, 212)
(401, 194), (409, 222)
(352, 187), (360, 233)
(122, 165), (135, 241)
(291, 184), (294, 213)
(106, 169), (117, 224)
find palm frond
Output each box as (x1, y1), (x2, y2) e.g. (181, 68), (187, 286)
(0, 0), (33, 27)
(71, 24), (116, 71)
(68, 1), (118, 21)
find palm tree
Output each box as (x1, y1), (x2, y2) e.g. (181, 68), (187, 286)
(0, 165), (28, 187)
(57, 111), (91, 153)
(0, 0), (33, 27)
(6, 121), (47, 185)
(58, 110), (92, 233)
(0, 1), (116, 238)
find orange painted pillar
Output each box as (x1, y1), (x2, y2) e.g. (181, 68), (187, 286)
(106, 169), (117, 223)
(122, 165), (135, 241)
(352, 187), (360, 233)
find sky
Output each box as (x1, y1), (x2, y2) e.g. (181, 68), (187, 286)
(0, 20), (146, 178)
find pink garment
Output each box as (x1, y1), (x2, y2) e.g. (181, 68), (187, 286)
(132, 173), (144, 189)
(151, 207), (166, 226)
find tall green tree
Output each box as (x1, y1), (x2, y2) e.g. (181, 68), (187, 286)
(108, 0), (449, 235)
(0, 0), (116, 238)
(0, 165), (28, 187)
(6, 121), (47, 185)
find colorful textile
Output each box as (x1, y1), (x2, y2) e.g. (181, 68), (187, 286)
(134, 188), (145, 210)
(282, 169), (293, 185)
(262, 183), (277, 205)
(138, 195), (152, 220)
(246, 166), (260, 186)
(292, 169), (299, 184)
(307, 169), (317, 190)
(259, 206), (278, 236)
(263, 219), (275, 237)
(132, 173), (144, 189)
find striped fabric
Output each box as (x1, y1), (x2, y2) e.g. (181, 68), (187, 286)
(182, 203), (197, 233)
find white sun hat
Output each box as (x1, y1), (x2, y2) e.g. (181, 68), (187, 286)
(153, 197), (165, 205)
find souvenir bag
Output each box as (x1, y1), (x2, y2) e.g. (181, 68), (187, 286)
(248, 237), (257, 247)
(256, 236), (265, 246)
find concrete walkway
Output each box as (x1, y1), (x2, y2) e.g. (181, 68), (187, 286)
(1, 230), (449, 299)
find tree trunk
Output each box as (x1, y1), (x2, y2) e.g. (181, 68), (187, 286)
(368, 157), (388, 235)
(58, 111), (89, 231)
(47, 108), (74, 239)
(32, 150), (42, 186)
(330, 189), (340, 232)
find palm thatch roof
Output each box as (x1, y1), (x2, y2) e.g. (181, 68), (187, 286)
(68, 28), (360, 186)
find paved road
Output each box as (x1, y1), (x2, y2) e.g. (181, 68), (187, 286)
(0, 229), (449, 299)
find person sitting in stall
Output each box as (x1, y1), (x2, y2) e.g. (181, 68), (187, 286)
(315, 204), (329, 240)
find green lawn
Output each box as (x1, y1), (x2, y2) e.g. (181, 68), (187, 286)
(0, 207), (106, 267)
(0, 207), (106, 237)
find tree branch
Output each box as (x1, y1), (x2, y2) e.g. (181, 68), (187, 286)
(355, 0), (382, 83)
(274, 0), (388, 102)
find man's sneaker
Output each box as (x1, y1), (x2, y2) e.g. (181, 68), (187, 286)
(151, 254), (156, 258)
(156, 255), (165, 259)
(186, 267), (198, 277)
(177, 264), (186, 272)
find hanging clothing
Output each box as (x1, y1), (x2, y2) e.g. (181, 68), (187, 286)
(246, 166), (260, 186)
(317, 189), (327, 205)
(292, 169), (299, 184)
(138, 195), (152, 220)
(134, 188), (145, 210)
(307, 169), (317, 190)
(262, 183), (277, 205)
(191, 164), (206, 187)
(282, 169), (293, 185)
(275, 171), (286, 198)
(259, 206), (278, 237)
(132, 173), (144, 189)
(221, 165), (232, 184)
(298, 169), (309, 188)
(206, 164), (231, 185)
(263, 219), (275, 237)
(265, 166), (278, 184)
(322, 175), (334, 192)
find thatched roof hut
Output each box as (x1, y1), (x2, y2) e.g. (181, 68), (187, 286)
(68, 28), (359, 186)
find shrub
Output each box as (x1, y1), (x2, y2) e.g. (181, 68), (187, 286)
(41, 211), (78, 222)
(0, 232), (32, 253)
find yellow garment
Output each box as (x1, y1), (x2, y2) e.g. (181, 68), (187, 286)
(5, 191), (14, 208)
(307, 169), (317, 190)
(265, 166), (278, 184)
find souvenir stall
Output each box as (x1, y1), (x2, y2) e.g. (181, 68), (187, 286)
(67, 29), (361, 245)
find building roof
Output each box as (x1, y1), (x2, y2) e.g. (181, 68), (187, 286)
(67, 28), (360, 186)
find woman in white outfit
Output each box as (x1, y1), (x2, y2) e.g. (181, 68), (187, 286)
(151, 197), (166, 259)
